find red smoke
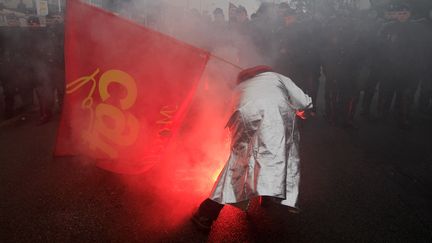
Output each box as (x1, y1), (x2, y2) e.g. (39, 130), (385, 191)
(59, 0), (244, 232)
(119, 58), (240, 230)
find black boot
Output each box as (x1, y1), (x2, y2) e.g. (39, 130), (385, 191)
(191, 199), (224, 232)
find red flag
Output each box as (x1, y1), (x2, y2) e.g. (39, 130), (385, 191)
(55, 0), (210, 174)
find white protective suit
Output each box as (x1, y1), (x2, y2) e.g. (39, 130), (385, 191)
(209, 71), (312, 208)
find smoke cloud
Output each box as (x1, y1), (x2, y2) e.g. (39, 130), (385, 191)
(58, 0), (248, 232)
(50, 0), (378, 232)
(6, 0), (429, 237)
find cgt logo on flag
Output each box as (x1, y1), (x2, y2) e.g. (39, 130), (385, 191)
(66, 69), (139, 159)
(55, 0), (209, 174)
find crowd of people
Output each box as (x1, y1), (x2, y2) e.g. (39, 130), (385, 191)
(190, 2), (432, 231)
(137, 1), (432, 130)
(0, 20), (64, 124)
(1, 1), (431, 129)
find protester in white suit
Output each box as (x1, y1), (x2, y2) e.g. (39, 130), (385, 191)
(192, 65), (312, 231)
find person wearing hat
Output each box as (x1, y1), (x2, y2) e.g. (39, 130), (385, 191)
(213, 8), (225, 24)
(361, 8), (392, 120)
(191, 66), (312, 231)
(236, 5), (249, 25)
(274, 6), (321, 118)
(229, 5), (249, 33)
(416, 8), (432, 114)
(378, 3), (422, 128)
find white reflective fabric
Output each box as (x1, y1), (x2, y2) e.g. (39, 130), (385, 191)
(209, 72), (312, 208)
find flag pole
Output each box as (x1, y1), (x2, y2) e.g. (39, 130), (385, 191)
(209, 53), (243, 70)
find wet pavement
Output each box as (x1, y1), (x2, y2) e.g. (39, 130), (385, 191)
(1, 111), (432, 242)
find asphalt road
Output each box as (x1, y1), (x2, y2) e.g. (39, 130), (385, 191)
(0, 111), (431, 243)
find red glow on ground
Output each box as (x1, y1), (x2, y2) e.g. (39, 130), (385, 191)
(210, 144), (229, 182)
(116, 58), (239, 231)
(296, 110), (306, 120)
(212, 167), (223, 182)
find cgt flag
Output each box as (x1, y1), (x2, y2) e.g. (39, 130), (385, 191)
(55, 0), (210, 174)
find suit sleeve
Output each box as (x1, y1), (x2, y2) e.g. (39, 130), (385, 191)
(277, 73), (313, 110)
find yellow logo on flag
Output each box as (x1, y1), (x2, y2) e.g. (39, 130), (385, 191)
(66, 69), (140, 159)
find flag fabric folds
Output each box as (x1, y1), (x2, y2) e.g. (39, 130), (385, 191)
(55, 0), (210, 174)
